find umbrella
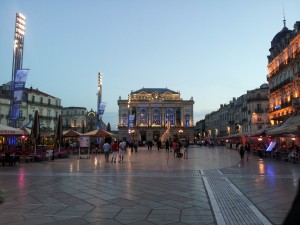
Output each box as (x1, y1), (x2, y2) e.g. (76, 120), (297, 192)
(82, 129), (113, 137)
(55, 115), (62, 152)
(31, 110), (40, 155)
(63, 129), (82, 137)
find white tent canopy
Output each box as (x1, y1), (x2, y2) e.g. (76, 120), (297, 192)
(0, 124), (24, 136)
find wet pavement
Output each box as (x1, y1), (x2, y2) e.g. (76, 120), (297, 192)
(0, 145), (299, 225)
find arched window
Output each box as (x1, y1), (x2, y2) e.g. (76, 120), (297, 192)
(185, 114), (190, 126)
(122, 114), (127, 126)
(139, 108), (148, 125)
(152, 108), (161, 125)
(165, 108), (174, 125)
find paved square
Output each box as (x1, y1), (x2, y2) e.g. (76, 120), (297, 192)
(1, 145), (299, 225)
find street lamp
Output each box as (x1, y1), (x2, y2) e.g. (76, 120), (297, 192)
(130, 130), (135, 140)
(179, 129), (183, 139)
(9, 13), (26, 128)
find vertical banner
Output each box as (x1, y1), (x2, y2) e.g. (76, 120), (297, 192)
(14, 69), (29, 103)
(129, 114), (135, 128)
(98, 102), (107, 120)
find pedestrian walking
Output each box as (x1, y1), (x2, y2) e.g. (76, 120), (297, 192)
(103, 141), (111, 163)
(165, 140), (170, 152)
(119, 138), (127, 162)
(245, 142), (251, 161)
(111, 140), (119, 163)
(133, 141), (138, 152)
(172, 140), (178, 157)
(157, 140), (162, 151)
(129, 141), (134, 152)
(183, 139), (189, 159)
(147, 140), (153, 150)
(239, 143), (245, 161)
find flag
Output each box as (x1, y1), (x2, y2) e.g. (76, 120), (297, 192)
(98, 102), (107, 120)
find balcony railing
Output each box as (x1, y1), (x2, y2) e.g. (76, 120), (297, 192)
(269, 77), (292, 93)
(247, 96), (269, 102)
(27, 100), (62, 109)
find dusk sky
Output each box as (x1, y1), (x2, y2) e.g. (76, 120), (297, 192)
(1, 0), (299, 130)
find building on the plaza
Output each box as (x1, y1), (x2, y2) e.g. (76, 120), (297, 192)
(61, 107), (87, 132)
(86, 109), (97, 132)
(0, 84), (62, 131)
(203, 84), (269, 140)
(194, 119), (205, 141)
(117, 88), (195, 143)
(246, 84), (270, 132)
(61, 107), (100, 133)
(267, 20), (300, 124)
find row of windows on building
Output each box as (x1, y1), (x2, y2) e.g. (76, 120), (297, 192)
(30, 95), (59, 106)
(121, 107), (191, 126)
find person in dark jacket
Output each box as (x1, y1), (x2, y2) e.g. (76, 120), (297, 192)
(283, 180), (300, 225)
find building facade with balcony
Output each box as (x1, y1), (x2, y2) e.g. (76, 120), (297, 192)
(267, 20), (300, 124)
(0, 84), (62, 131)
(61, 107), (87, 132)
(246, 84), (270, 131)
(117, 88), (195, 143)
(203, 84), (269, 140)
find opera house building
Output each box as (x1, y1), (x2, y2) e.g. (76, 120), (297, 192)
(117, 88), (195, 143)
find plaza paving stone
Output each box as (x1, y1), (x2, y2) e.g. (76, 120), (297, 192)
(0, 145), (299, 225)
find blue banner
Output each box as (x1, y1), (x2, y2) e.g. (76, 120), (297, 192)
(14, 69), (29, 103)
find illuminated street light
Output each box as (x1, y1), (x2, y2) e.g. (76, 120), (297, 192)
(9, 12), (26, 128)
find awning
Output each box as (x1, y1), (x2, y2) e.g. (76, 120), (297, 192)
(266, 115), (300, 136)
(0, 124), (24, 136)
(19, 127), (31, 135)
(248, 129), (267, 137)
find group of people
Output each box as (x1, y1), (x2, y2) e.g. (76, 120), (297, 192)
(102, 137), (191, 162)
(171, 139), (190, 159)
(237, 142), (251, 161)
(102, 138), (127, 163)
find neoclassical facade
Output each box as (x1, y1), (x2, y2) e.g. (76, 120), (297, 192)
(267, 20), (300, 124)
(0, 84), (62, 131)
(117, 88), (194, 142)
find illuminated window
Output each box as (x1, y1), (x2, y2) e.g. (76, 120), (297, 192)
(185, 114), (190, 126)
(122, 114), (127, 125)
(165, 108), (174, 125)
(152, 108), (161, 125)
(139, 108), (148, 125)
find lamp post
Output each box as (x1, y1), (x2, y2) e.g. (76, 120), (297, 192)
(131, 130), (135, 141)
(9, 13), (26, 128)
(179, 129), (183, 139)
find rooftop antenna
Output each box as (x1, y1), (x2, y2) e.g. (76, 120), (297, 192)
(283, 0), (286, 27)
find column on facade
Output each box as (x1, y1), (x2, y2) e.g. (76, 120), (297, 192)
(181, 107), (184, 127)
(162, 107), (165, 126)
(118, 114), (121, 126)
(136, 107), (139, 127)
(148, 106), (151, 126)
